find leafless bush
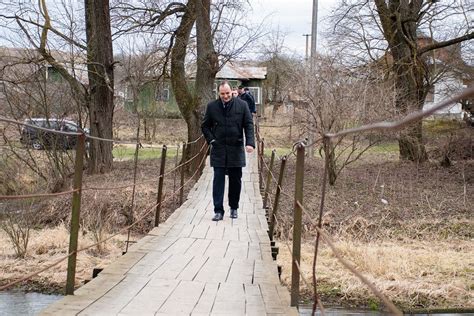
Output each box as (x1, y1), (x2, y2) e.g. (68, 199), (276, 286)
(83, 200), (113, 255)
(290, 55), (395, 185)
(0, 202), (34, 258)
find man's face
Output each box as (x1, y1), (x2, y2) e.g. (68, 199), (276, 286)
(237, 87), (243, 95)
(219, 84), (232, 103)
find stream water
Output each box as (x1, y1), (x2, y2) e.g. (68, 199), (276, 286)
(0, 291), (62, 315)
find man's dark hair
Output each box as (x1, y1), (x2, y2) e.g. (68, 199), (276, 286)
(218, 80), (231, 90)
(238, 85), (244, 89)
(244, 87), (250, 92)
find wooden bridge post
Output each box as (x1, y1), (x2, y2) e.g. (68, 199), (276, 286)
(291, 143), (305, 306)
(66, 133), (86, 295)
(268, 156), (286, 242)
(180, 142), (187, 205)
(173, 144), (180, 207)
(263, 149), (276, 209)
(155, 145), (167, 227)
(259, 138), (265, 191)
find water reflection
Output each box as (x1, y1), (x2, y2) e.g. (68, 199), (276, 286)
(0, 291), (62, 316)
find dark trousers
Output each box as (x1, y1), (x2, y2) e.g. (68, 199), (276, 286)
(213, 167), (242, 214)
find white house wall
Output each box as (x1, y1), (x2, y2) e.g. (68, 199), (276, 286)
(423, 74), (464, 119)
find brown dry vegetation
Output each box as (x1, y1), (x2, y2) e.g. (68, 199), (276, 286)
(0, 114), (193, 293)
(259, 107), (473, 311)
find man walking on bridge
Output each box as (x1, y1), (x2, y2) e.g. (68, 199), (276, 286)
(202, 81), (255, 221)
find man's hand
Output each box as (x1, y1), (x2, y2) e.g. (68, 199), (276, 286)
(246, 146), (254, 153)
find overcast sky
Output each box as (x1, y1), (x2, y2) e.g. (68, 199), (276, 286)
(247, 0), (339, 57)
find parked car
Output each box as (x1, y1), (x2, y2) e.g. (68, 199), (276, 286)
(20, 118), (90, 150)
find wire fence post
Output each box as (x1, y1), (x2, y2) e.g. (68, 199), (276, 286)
(259, 138), (265, 191)
(291, 143), (305, 306)
(173, 144), (180, 207)
(268, 156), (286, 242)
(199, 138), (207, 175)
(155, 145), (167, 227)
(66, 133), (86, 295)
(180, 142), (187, 205)
(263, 149), (276, 209)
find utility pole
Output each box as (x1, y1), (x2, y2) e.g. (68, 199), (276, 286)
(307, 0), (319, 159)
(303, 34), (311, 62)
(311, 0), (318, 60)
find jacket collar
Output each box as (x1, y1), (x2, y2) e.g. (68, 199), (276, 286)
(220, 97), (234, 110)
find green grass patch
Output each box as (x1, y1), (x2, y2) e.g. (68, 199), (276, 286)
(368, 142), (399, 153)
(263, 147), (293, 158)
(113, 146), (178, 160)
(423, 119), (464, 135)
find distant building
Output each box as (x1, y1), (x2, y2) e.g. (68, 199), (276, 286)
(416, 36), (473, 120)
(119, 61), (267, 118)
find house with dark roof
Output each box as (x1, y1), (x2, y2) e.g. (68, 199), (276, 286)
(119, 61), (267, 117)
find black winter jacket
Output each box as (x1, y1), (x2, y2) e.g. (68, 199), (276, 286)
(201, 97), (255, 168)
(238, 92), (256, 113)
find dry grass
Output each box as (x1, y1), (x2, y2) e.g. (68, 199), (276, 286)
(260, 108), (473, 310)
(0, 224), (128, 293)
(277, 239), (473, 309)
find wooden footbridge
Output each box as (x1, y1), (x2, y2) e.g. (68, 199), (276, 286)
(41, 153), (298, 315)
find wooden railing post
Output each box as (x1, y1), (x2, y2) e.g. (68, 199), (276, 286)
(291, 143), (305, 306)
(259, 138), (265, 191)
(263, 150), (276, 209)
(66, 133), (86, 295)
(268, 156), (286, 242)
(180, 142), (187, 205)
(155, 145), (167, 227)
(173, 144), (180, 207)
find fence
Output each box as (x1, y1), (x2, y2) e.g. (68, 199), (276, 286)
(0, 117), (208, 295)
(255, 86), (474, 315)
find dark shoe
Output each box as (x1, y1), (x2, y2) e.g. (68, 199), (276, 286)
(212, 213), (224, 221)
(230, 209), (238, 219)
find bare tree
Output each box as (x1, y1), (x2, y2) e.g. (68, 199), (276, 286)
(292, 55), (394, 185)
(0, 0), (115, 173)
(258, 29), (300, 118)
(112, 0), (264, 161)
(328, 0), (474, 162)
(84, 0), (115, 173)
(116, 37), (169, 140)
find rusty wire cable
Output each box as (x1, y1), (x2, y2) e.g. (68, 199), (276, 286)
(0, 189), (79, 201)
(0, 116), (204, 146)
(0, 145), (209, 292)
(82, 141), (207, 191)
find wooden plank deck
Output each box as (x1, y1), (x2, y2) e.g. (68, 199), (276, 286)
(41, 152), (298, 316)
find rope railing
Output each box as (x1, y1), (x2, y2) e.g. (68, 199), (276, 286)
(0, 189), (79, 201)
(256, 87), (474, 315)
(0, 116), (204, 147)
(0, 115), (209, 294)
(296, 201), (402, 315)
(0, 143), (209, 292)
(325, 86), (474, 139)
(256, 87), (474, 314)
(82, 141), (207, 192)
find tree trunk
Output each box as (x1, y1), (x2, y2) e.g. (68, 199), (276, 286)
(326, 142), (337, 186)
(171, 0), (218, 170)
(374, 0), (428, 163)
(393, 54), (428, 162)
(85, 0), (114, 173)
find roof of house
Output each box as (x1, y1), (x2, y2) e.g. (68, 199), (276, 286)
(0, 46), (88, 84)
(216, 61), (267, 80)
